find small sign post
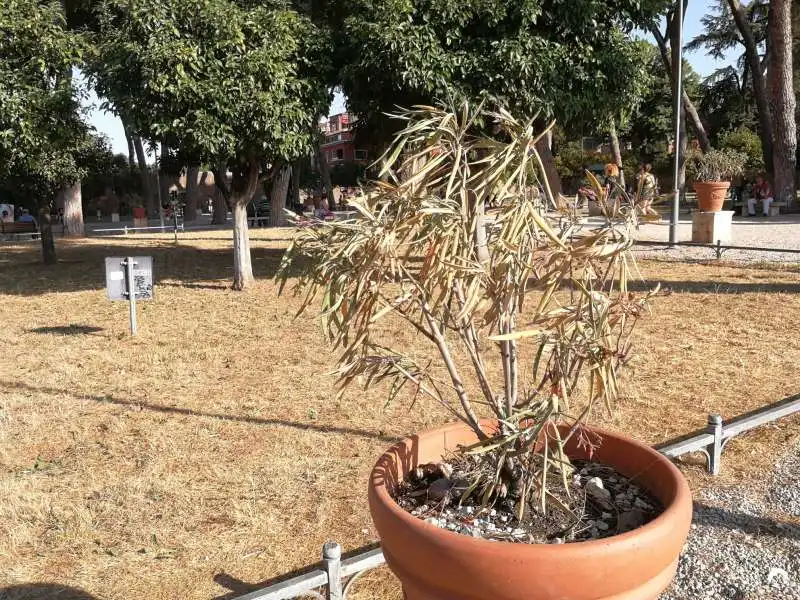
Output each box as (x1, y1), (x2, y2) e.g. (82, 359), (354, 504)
(105, 256), (154, 336)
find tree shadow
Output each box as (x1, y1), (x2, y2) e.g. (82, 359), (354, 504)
(27, 324), (104, 336)
(693, 502), (800, 541)
(0, 380), (399, 444)
(0, 241), (301, 296)
(0, 584), (98, 600)
(626, 279), (800, 295)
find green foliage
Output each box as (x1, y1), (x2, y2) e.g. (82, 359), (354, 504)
(0, 0), (92, 202)
(337, 0), (669, 142)
(718, 127), (764, 174)
(93, 0), (333, 171)
(624, 43), (702, 162)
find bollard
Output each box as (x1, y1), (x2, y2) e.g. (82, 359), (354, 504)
(705, 414), (723, 475)
(323, 541), (342, 600)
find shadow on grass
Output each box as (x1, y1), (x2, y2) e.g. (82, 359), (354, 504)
(212, 542), (383, 600)
(693, 502), (800, 541)
(28, 324), (104, 336)
(626, 279), (800, 295)
(0, 584), (98, 599)
(0, 240), (304, 296)
(0, 380), (399, 444)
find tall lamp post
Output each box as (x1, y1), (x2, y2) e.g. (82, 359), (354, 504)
(669, 0), (684, 246)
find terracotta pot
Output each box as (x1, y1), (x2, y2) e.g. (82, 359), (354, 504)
(694, 181), (731, 212)
(369, 421), (692, 600)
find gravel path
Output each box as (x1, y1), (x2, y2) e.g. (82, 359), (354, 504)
(660, 443), (800, 600)
(627, 214), (800, 265)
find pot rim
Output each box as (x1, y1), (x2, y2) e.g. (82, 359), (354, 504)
(370, 420), (691, 554)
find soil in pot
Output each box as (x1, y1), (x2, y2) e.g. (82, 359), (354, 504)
(394, 458), (663, 544)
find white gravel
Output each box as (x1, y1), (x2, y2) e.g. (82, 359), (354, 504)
(660, 443), (800, 600)
(625, 214), (800, 265)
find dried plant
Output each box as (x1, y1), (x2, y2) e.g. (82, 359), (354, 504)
(686, 148), (747, 182)
(278, 101), (657, 517)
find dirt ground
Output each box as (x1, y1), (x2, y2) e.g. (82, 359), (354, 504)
(1, 231), (798, 600)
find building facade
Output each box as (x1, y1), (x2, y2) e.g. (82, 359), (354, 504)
(320, 113), (368, 166)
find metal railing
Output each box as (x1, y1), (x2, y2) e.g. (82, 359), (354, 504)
(228, 391), (800, 600)
(633, 239), (800, 260)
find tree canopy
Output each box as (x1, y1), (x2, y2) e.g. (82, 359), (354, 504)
(93, 0), (332, 170)
(0, 0), (92, 200)
(337, 0), (669, 136)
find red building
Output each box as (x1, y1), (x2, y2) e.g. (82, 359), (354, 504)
(320, 112), (368, 165)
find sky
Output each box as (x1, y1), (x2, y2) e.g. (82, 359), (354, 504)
(85, 0), (737, 158)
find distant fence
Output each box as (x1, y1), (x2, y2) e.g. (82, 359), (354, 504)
(230, 392), (800, 600)
(633, 239), (800, 260)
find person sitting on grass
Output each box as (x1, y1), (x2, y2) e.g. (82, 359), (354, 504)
(748, 176), (774, 217)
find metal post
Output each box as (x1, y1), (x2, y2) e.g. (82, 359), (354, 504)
(706, 414), (723, 475)
(156, 158), (165, 232)
(323, 542), (343, 600)
(123, 257), (137, 336)
(669, 0), (684, 247)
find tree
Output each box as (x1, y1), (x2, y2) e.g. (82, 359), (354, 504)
(768, 0), (797, 210)
(711, 0), (774, 174)
(93, 0), (332, 289)
(336, 0), (670, 194)
(718, 126), (764, 174)
(0, 0), (92, 262)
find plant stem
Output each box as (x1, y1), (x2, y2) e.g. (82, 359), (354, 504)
(420, 301), (486, 439)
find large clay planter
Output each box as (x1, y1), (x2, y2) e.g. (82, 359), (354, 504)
(369, 421), (692, 600)
(694, 181), (731, 212)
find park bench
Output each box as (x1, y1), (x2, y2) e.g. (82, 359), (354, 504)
(0, 220), (39, 241)
(732, 198), (787, 217)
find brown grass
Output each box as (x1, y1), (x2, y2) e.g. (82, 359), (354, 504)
(0, 231), (798, 600)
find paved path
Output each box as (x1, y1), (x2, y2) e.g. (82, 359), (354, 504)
(627, 214), (800, 264)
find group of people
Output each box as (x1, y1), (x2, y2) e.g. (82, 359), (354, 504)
(0, 204), (39, 226)
(732, 177), (774, 217)
(587, 163), (659, 217)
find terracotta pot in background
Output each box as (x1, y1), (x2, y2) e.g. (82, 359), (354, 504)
(369, 421), (692, 600)
(694, 181), (731, 212)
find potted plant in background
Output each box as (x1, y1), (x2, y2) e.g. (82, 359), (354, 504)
(686, 149), (747, 212)
(279, 102), (692, 600)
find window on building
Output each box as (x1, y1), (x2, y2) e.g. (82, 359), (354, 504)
(354, 150), (367, 161)
(336, 148), (344, 161)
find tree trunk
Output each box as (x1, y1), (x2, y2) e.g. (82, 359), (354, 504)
(535, 137), (562, 198)
(184, 166), (199, 221)
(270, 165), (292, 227)
(609, 121), (626, 189)
(728, 0), (774, 176)
(38, 205), (56, 265)
(290, 158), (302, 209)
(212, 189), (228, 224)
(159, 143), (170, 210)
(232, 201), (253, 290)
(317, 145), (335, 209)
(133, 136), (155, 217)
(650, 23), (711, 152)
(62, 180), (85, 237)
(669, 10), (688, 198)
(768, 0), (797, 210)
(124, 127), (136, 168)
(229, 160), (260, 290)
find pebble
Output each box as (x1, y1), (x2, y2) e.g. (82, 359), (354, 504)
(660, 447), (800, 600)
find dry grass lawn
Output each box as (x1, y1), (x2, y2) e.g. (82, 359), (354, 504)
(1, 231), (799, 600)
